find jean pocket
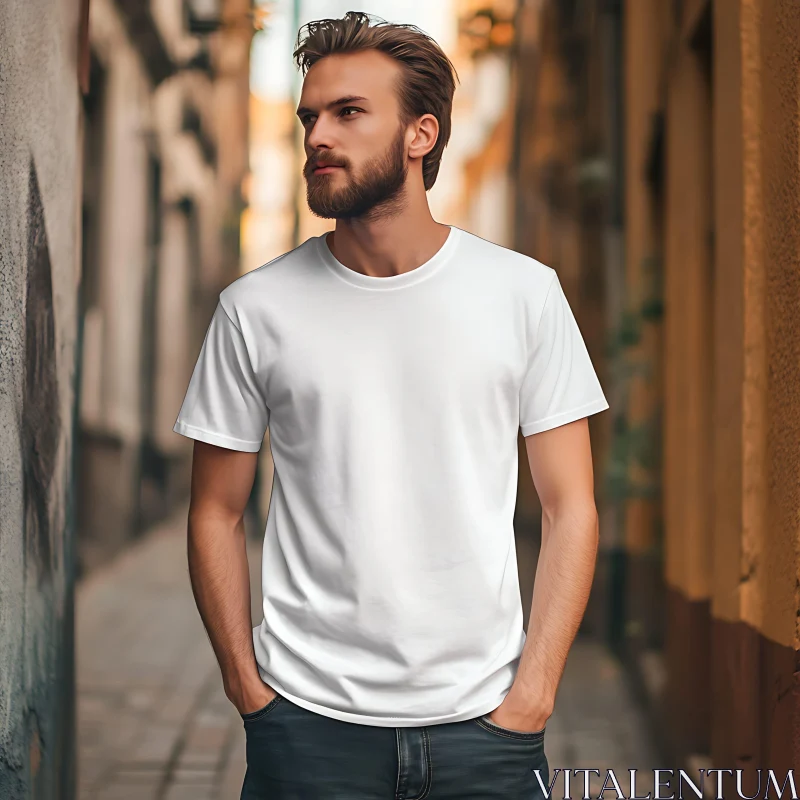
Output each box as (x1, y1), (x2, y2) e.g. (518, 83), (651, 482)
(240, 694), (283, 723)
(474, 714), (546, 741)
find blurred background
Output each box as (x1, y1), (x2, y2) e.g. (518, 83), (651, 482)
(1, 0), (799, 797)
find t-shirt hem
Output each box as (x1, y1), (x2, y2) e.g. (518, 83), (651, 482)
(172, 420), (262, 452)
(256, 666), (510, 728)
(520, 396), (610, 436)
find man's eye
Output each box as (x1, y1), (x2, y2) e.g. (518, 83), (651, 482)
(340, 107), (361, 117)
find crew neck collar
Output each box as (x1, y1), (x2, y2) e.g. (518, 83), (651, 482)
(316, 225), (461, 290)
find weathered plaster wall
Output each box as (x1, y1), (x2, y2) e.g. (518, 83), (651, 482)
(0, 0), (81, 796)
(711, 0), (800, 650)
(704, 0), (800, 772)
(746, 0), (800, 648)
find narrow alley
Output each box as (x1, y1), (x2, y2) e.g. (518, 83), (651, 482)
(6, 0), (799, 795)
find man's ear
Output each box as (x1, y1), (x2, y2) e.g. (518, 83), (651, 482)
(408, 114), (440, 161)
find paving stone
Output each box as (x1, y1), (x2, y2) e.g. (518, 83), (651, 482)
(95, 779), (161, 799)
(78, 756), (112, 793)
(193, 708), (232, 728)
(163, 786), (214, 800)
(97, 713), (144, 759)
(179, 726), (230, 769)
(123, 687), (161, 713)
(79, 691), (117, 721)
(105, 766), (164, 784)
(124, 721), (183, 766)
(170, 765), (217, 784)
(157, 691), (197, 724)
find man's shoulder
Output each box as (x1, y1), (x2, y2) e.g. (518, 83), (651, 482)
(458, 228), (555, 286)
(219, 236), (319, 319)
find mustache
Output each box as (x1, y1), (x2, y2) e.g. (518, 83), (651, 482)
(306, 155), (348, 173)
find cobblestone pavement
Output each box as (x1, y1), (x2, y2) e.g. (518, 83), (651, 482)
(77, 505), (660, 799)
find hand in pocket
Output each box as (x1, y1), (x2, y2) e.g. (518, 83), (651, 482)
(231, 679), (278, 717)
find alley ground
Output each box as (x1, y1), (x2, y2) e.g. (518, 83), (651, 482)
(76, 505), (660, 799)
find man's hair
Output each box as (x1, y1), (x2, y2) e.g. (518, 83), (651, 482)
(293, 11), (459, 191)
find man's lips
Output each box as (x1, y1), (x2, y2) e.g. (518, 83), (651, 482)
(312, 164), (343, 174)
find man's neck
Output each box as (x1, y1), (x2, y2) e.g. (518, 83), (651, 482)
(328, 212), (451, 279)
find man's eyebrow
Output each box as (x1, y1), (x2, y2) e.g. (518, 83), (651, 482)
(296, 96), (369, 117)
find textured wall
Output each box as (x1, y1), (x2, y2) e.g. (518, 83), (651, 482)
(748, 0), (800, 648)
(712, 0), (800, 648)
(0, 0), (81, 796)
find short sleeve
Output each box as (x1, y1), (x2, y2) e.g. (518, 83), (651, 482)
(173, 301), (269, 452)
(519, 273), (609, 436)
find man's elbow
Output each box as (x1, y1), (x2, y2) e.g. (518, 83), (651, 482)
(187, 501), (245, 542)
(541, 496), (599, 538)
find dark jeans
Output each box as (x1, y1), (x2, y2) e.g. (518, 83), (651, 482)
(240, 693), (550, 799)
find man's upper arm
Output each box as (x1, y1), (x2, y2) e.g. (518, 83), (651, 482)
(517, 268), (607, 522)
(518, 271), (608, 438)
(170, 297), (270, 522)
(190, 442), (259, 520)
(523, 418), (598, 522)
(173, 298), (270, 454)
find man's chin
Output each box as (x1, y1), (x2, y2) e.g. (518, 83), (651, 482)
(306, 199), (343, 219)
(308, 207), (336, 219)
(307, 190), (355, 219)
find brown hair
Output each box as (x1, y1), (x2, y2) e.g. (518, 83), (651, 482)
(293, 11), (459, 191)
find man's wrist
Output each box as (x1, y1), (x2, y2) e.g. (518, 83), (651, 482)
(223, 665), (266, 702)
(506, 680), (554, 717)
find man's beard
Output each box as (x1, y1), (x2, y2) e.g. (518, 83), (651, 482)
(304, 128), (408, 220)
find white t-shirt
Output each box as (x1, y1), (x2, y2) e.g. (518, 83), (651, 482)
(173, 225), (609, 727)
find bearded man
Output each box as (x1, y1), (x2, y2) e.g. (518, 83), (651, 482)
(173, 10), (609, 799)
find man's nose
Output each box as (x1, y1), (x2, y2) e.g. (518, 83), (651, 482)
(306, 116), (335, 151)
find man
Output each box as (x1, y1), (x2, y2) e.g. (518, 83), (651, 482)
(173, 11), (609, 799)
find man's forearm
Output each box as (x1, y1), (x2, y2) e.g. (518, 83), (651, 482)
(187, 508), (262, 700)
(508, 504), (600, 713)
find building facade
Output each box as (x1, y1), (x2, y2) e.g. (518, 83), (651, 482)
(512, 0), (800, 784)
(76, 0), (255, 573)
